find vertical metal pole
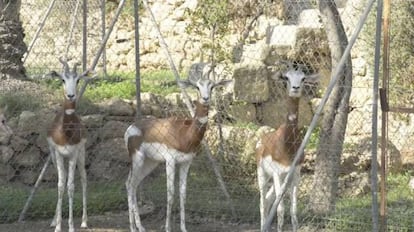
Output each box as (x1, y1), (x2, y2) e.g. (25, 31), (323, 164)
(101, 0), (107, 78)
(82, 0), (88, 71)
(134, 0), (141, 120)
(380, 0), (391, 231)
(77, 0), (127, 102)
(371, 0), (383, 231)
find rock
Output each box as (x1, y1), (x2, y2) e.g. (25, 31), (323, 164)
(10, 136), (29, 153)
(91, 138), (129, 163)
(35, 133), (49, 154)
(98, 120), (130, 140)
(42, 163), (58, 183)
(240, 41), (271, 64)
(13, 146), (42, 167)
(267, 25), (298, 47)
(18, 169), (38, 185)
(82, 114), (105, 129)
(228, 103), (257, 123)
(339, 172), (370, 197)
(298, 9), (323, 28)
(257, 97), (313, 128)
(0, 145), (14, 164)
(0, 163), (15, 182)
(17, 111), (38, 137)
(233, 63), (269, 103)
(89, 159), (129, 181)
(100, 98), (134, 116)
(88, 138), (129, 181)
(342, 136), (402, 174)
(0, 129), (12, 145)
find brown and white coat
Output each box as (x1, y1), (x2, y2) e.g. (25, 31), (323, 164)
(256, 62), (318, 232)
(124, 74), (231, 232)
(47, 59), (90, 232)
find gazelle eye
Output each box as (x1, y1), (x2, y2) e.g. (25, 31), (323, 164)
(76, 79), (80, 84)
(62, 79), (65, 83)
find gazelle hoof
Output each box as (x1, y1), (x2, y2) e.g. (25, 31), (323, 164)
(81, 221), (88, 228)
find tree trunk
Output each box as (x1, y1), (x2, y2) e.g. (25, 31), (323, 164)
(309, 0), (353, 214)
(0, 0), (27, 79)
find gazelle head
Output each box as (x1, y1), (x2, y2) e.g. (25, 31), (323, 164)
(0, 106), (13, 135)
(278, 61), (319, 98)
(51, 58), (89, 102)
(179, 63), (232, 106)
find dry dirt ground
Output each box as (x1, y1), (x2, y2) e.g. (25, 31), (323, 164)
(0, 211), (261, 232)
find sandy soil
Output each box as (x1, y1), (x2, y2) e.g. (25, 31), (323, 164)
(0, 211), (261, 232)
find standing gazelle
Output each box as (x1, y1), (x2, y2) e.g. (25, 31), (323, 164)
(256, 61), (318, 232)
(47, 58), (90, 232)
(124, 70), (231, 232)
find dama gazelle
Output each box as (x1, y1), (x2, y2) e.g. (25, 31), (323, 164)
(0, 106), (13, 135)
(256, 61), (318, 232)
(124, 69), (231, 232)
(47, 58), (90, 232)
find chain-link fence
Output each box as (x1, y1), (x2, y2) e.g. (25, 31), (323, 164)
(1, 0), (414, 231)
(20, 0), (105, 76)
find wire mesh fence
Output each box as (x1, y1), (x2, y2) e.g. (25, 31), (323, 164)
(1, 0), (414, 231)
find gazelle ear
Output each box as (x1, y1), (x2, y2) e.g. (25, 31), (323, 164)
(177, 79), (194, 88)
(305, 73), (320, 83)
(214, 79), (232, 88)
(49, 71), (62, 79)
(79, 69), (98, 83)
(271, 72), (287, 81)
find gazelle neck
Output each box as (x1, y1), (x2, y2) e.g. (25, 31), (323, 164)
(63, 99), (77, 115)
(287, 97), (299, 120)
(193, 101), (209, 128)
(284, 96), (301, 154)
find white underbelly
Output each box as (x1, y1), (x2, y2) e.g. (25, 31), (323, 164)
(47, 137), (86, 157)
(260, 155), (292, 176)
(140, 142), (195, 163)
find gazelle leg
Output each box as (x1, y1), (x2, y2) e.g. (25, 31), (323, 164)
(165, 159), (176, 232)
(77, 146), (88, 228)
(127, 169), (142, 232)
(126, 151), (159, 232)
(52, 154), (66, 232)
(179, 161), (191, 232)
(67, 157), (77, 232)
(290, 167), (301, 232)
(257, 165), (269, 231)
(49, 149), (58, 228)
(273, 173), (284, 232)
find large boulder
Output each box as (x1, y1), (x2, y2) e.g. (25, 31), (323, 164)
(99, 98), (135, 116)
(0, 163), (15, 183)
(257, 97), (314, 128)
(13, 146), (42, 168)
(341, 136), (402, 174)
(17, 111), (38, 137)
(89, 138), (129, 180)
(98, 120), (130, 141)
(0, 145), (14, 164)
(233, 63), (270, 103)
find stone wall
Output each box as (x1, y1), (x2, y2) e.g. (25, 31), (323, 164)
(10, 0), (414, 194)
